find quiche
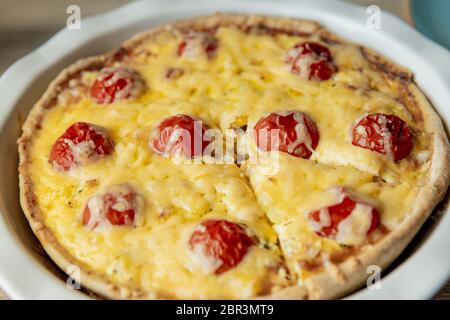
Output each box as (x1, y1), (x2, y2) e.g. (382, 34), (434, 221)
(18, 13), (449, 299)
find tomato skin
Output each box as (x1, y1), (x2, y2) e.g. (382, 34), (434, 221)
(352, 113), (413, 161)
(49, 122), (113, 171)
(50, 139), (75, 172)
(104, 193), (136, 225)
(286, 42), (332, 63)
(253, 111), (319, 159)
(177, 32), (218, 59)
(177, 41), (187, 57)
(309, 60), (335, 81)
(83, 187), (138, 228)
(90, 67), (144, 104)
(286, 42), (336, 80)
(309, 190), (380, 239)
(204, 38), (219, 57)
(150, 114), (210, 158)
(189, 220), (255, 275)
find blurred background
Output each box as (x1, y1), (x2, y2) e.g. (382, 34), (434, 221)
(0, 0), (448, 299)
(1, 0), (449, 74)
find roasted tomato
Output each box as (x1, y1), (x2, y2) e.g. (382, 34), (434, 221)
(189, 220), (255, 274)
(177, 32), (218, 59)
(150, 114), (211, 158)
(90, 67), (145, 104)
(49, 122), (113, 171)
(308, 188), (380, 246)
(352, 113), (413, 161)
(285, 42), (336, 80)
(83, 184), (142, 230)
(253, 111), (319, 159)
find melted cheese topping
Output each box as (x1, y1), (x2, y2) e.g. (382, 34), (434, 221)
(335, 203), (373, 246)
(27, 26), (431, 297)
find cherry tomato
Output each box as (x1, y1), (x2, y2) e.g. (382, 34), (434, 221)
(83, 185), (139, 229)
(90, 67), (144, 104)
(253, 111), (319, 159)
(189, 220), (255, 274)
(177, 32), (218, 59)
(286, 42), (336, 80)
(49, 122), (113, 171)
(352, 113), (413, 161)
(150, 114), (210, 158)
(308, 188), (380, 241)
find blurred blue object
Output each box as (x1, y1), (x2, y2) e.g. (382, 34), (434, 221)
(411, 0), (450, 50)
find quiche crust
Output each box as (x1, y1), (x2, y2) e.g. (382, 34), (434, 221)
(18, 13), (450, 299)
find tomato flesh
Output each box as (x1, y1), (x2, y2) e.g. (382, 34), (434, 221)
(309, 190), (380, 239)
(177, 32), (218, 59)
(189, 220), (255, 274)
(90, 67), (143, 104)
(83, 188), (137, 228)
(151, 114), (210, 158)
(253, 111), (319, 159)
(352, 113), (413, 161)
(49, 122), (113, 171)
(286, 41), (336, 80)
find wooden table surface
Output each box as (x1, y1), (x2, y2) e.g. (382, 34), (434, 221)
(0, 0), (448, 300)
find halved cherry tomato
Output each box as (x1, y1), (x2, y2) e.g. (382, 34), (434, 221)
(308, 188), (380, 241)
(352, 113), (413, 161)
(49, 122), (113, 171)
(177, 32), (218, 59)
(83, 185), (139, 229)
(189, 220), (255, 274)
(90, 67), (144, 104)
(253, 111), (319, 159)
(285, 42), (336, 80)
(150, 114), (210, 158)
(286, 42), (333, 64)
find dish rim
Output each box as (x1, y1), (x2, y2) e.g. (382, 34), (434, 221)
(0, 0), (449, 300)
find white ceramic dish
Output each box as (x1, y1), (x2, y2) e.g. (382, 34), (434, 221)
(0, 0), (449, 300)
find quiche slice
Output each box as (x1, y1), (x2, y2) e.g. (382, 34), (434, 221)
(18, 13), (449, 299)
